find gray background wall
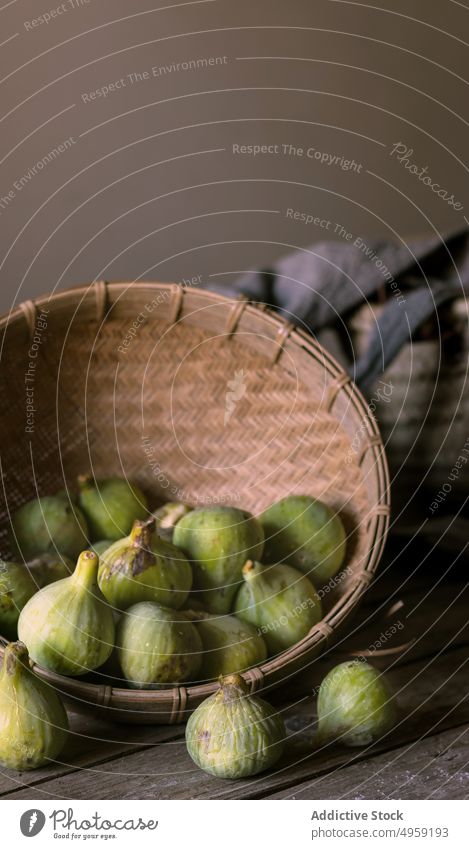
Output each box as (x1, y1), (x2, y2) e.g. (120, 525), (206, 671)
(0, 0), (467, 312)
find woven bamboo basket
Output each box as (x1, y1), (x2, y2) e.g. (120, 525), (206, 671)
(0, 282), (390, 724)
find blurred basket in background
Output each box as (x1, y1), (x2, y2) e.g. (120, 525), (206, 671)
(348, 297), (469, 517)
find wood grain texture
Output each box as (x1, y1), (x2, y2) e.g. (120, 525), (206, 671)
(0, 713), (185, 797)
(1, 556), (466, 799)
(3, 637), (468, 800)
(269, 725), (469, 800)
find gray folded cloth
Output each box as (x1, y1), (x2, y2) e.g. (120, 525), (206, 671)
(208, 227), (469, 559)
(209, 228), (469, 395)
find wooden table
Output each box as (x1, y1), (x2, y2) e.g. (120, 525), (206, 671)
(2, 548), (468, 800)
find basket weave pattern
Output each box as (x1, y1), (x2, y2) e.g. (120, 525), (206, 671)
(0, 283), (390, 723)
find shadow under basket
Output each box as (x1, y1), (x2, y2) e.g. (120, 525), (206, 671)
(0, 282), (390, 724)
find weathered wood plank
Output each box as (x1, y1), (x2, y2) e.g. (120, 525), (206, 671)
(334, 580), (469, 667)
(0, 712), (185, 796)
(4, 644), (468, 800)
(1, 567), (465, 798)
(268, 724), (469, 799)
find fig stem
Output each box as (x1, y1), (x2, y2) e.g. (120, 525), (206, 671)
(242, 560), (257, 580)
(2, 641), (29, 680)
(129, 518), (155, 548)
(219, 673), (249, 700)
(156, 503), (189, 529)
(77, 473), (93, 490)
(72, 550), (99, 589)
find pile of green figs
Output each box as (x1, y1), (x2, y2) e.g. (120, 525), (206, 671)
(0, 477), (397, 777)
(2, 483), (348, 684)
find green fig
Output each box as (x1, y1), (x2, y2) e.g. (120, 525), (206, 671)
(185, 610), (267, 680)
(18, 551), (115, 676)
(117, 601), (203, 688)
(77, 474), (147, 541)
(0, 561), (37, 640)
(11, 495), (88, 560)
(186, 673), (285, 778)
(91, 540), (114, 557)
(152, 502), (192, 543)
(234, 560), (322, 655)
(316, 661), (397, 747)
(54, 488), (78, 504)
(259, 495), (346, 585)
(173, 506), (264, 614)
(26, 553), (74, 588)
(182, 594), (208, 612)
(0, 642), (69, 771)
(98, 518), (192, 611)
